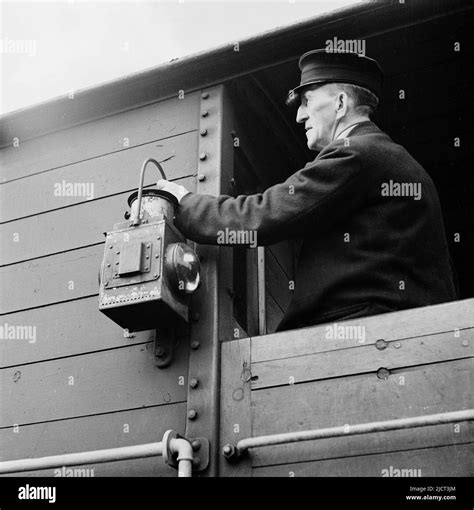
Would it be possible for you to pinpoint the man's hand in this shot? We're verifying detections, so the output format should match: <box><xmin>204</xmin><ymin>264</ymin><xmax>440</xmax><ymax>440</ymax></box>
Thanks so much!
<box><xmin>156</xmin><ymin>179</ymin><xmax>191</xmax><ymax>203</ymax></box>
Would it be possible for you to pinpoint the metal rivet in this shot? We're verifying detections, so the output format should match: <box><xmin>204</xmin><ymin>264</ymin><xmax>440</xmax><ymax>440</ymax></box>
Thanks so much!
<box><xmin>191</xmin><ymin>440</ymin><xmax>201</xmax><ymax>451</ymax></box>
<box><xmin>116</xmin><ymin>251</ymin><xmax>120</xmax><ymax>255</ymax></box>
<box><xmin>157</xmin><ymin>236</ymin><xmax>161</xmax><ymax>240</ymax></box>
<box><xmin>109</xmin><ymin>245</ymin><xmax>113</xmax><ymax>249</ymax></box>
<box><xmin>199</xmin><ymin>153</ymin><xmax>207</xmax><ymax>161</ymax></box>
<box><xmin>394</xmin><ymin>342</ymin><xmax>401</xmax><ymax>349</ymax></box>
<box><xmin>198</xmin><ymin>174</ymin><xmax>206</xmax><ymax>182</ymax></box>
<box><xmin>155</xmin><ymin>254</ymin><xmax>159</xmax><ymax>258</ymax></box>
<box><xmin>192</xmin><ymin>457</ymin><xmax>200</xmax><ymax>467</ymax></box>
<box><xmin>188</xmin><ymin>410</ymin><xmax>197</xmax><ymax>420</ymax></box>
<box><xmin>147</xmin><ymin>244</ymin><xmax>151</xmax><ymax>248</ymax></box>
<box><xmin>201</xmin><ymin>110</ymin><xmax>209</xmax><ymax>117</ymax></box>
<box><xmin>145</xmin><ymin>266</ymin><xmax>149</xmax><ymax>271</ymax></box>
<box><xmin>200</xmin><ymin>128</ymin><xmax>208</xmax><ymax>136</ymax></box>
<box><xmin>145</xmin><ymin>255</ymin><xmax>149</xmax><ymax>259</ymax></box>
<box><xmin>191</xmin><ymin>341</ymin><xmax>200</xmax><ymax>350</ymax></box>
<box><xmin>222</xmin><ymin>445</ymin><xmax>232</xmax><ymax>456</ymax></box>
<box><xmin>115</xmin><ymin>261</ymin><xmax>119</xmax><ymax>265</ymax></box>
<box><xmin>189</xmin><ymin>378</ymin><xmax>199</xmax><ymax>389</ymax></box>
<box><xmin>462</xmin><ymin>340</ymin><xmax>469</xmax><ymax>347</ymax></box>
<box><xmin>153</xmin><ymin>273</ymin><xmax>158</xmax><ymax>278</ymax></box>
<box><xmin>104</xmin><ymin>282</ymin><xmax>109</xmax><ymax>287</ymax></box>
<box><xmin>202</xmin><ymin>92</ymin><xmax>209</xmax><ymax>99</ymax></box>
<box><xmin>192</xmin><ymin>312</ymin><xmax>200</xmax><ymax>322</ymax></box>
<box><xmin>377</xmin><ymin>367</ymin><xmax>390</xmax><ymax>380</ymax></box>
<box><xmin>375</xmin><ymin>339</ymin><xmax>388</xmax><ymax>350</ymax></box>
<box><xmin>106</xmin><ymin>263</ymin><xmax>111</xmax><ymax>267</ymax></box>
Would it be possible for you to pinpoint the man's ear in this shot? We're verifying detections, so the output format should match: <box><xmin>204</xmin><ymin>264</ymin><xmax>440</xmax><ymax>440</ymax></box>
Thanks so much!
<box><xmin>335</xmin><ymin>92</ymin><xmax>348</xmax><ymax>117</ymax></box>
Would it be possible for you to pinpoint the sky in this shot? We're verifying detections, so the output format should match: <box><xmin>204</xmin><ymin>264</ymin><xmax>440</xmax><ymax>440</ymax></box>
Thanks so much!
<box><xmin>0</xmin><ymin>0</ymin><xmax>360</xmax><ymax>115</ymax></box>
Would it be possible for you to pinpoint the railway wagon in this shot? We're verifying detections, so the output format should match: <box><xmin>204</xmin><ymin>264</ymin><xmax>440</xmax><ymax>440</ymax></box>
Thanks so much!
<box><xmin>1</xmin><ymin>0</ymin><xmax>473</xmax><ymax>478</ymax></box>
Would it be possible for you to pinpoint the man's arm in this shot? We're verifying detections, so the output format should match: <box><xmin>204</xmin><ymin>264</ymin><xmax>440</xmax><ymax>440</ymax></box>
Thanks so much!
<box><xmin>172</xmin><ymin>140</ymin><xmax>368</xmax><ymax>246</ymax></box>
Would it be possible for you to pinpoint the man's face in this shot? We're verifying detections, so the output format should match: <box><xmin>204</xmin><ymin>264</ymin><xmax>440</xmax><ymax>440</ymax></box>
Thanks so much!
<box><xmin>296</xmin><ymin>84</ymin><xmax>340</xmax><ymax>151</ymax></box>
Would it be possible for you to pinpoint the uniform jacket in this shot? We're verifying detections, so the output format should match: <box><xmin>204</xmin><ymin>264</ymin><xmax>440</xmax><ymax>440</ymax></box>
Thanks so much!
<box><xmin>174</xmin><ymin>121</ymin><xmax>457</xmax><ymax>331</ymax></box>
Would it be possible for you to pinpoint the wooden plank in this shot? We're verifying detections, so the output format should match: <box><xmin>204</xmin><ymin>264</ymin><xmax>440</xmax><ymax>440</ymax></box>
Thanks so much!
<box><xmin>267</xmin><ymin>240</ymin><xmax>295</xmax><ymax>279</ymax></box>
<box><xmin>265</xmin><ymin>293</ymin><xmax>284</xmax><ymax>335</ymax></box>
<box><xmin>0</xmin><ymin>175</ymin><xmax>196</xmax><ymax>265</ymax></box>
<box><xmin>252</xmin><ymin>298</ymin><xmax>474</xmax><ymax>363</ymax></box>
<box><xmin>0</xmin><ymin>131</ymin><xmax>198</xmax><ymax>223</ymax></box>
<box><xmin>0</xmin><ymin>340</ymin><xmax>189</xmax><ymax>427</ymax></box>
<box><xmin>251</xmin><ymin>329</ymin><xmax>473</xmax><ymax>390</ymax></box>
<box><xmin>0</xmin><ymin>92</ymin><xmax>199</xmax><ymax>183</ymax></box>
<box><xmin>0</xmin><ymin>402</ymin><xmax>186</xmax><ymax>477</ymax></box>
<box><xmin>0</xmin><ymin>297</ymin><xmax>155</xmax><ymax>367</ymax></box>
<box><xmin>265</xmin><ymin>247</ymin><xmax>292</xmax><ymax>312</ymax></box>
<box><xmin>219</xmin><ymin>337</ymin><xmax>252</xmax><ymax>477</ymax></box>
<box><xmin>0</xmin><ymin>245</ymin><xmax>103</xmax><ymax>314</ymax></box>
<box><xmin>252</xmin><ymin>358</ymin><xmax>473</xmax><ymax>458</ymax></box>
<box><xmin>253</xmin><ymin>443</ymin><xmax>473</xmax><ymax>477</ymax></box>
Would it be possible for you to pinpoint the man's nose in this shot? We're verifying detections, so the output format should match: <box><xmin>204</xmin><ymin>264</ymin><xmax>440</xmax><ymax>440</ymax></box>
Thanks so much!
<box><xmin>296</xmin><ymin>105</ymin><xmax>307</xmax><ymax>124</ymax></box>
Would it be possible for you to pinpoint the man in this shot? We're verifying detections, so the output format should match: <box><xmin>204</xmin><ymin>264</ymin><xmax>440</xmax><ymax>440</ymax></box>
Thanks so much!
<box><xmin>157</xmin><ymin>49</ymin><xmax>457</xmax><ymax>331</ymax></box>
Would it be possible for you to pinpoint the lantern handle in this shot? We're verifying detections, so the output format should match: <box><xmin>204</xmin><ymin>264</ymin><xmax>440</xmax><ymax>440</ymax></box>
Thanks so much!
<box><xmin>132</xmin><ymin>158</ymin><xmax>168</xmax><ymax>226</ymax></box>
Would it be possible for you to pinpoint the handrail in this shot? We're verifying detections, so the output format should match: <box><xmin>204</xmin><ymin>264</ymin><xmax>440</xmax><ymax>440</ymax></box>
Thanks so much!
<box><xmin>223</xmin><ymin>409</ymin><xmax>474</xmax><ymax>460</ymax></box>
<box><xmin>0</xmin><ymin>429</ymin><xmax>193</xmax><ymax>477</ymax></box>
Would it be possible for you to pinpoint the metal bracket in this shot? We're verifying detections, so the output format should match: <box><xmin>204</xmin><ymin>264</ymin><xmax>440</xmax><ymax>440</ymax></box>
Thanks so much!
<box><xmin>162</xmin><ymin>430</ymin><xmax>209</xmax><ymax>472</ymax></box>
<box><xmin>154</xmin><ymin>316</ymin><xmax>177</xmax><ymax>368</ymax></box>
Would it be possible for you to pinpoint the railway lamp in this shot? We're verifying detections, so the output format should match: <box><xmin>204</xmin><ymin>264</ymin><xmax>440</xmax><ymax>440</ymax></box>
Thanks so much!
<box><xmin>98</xmin><ymin>158</ymin><xmax>200</xmax><ymax>366</ymax></box>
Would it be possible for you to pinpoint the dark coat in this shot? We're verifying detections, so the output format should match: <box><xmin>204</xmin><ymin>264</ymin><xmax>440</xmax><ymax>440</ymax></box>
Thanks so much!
<box><xmin>174</xmin><ymin>121</ymin><xmax>457</xmax><ymax>331</ymax></box>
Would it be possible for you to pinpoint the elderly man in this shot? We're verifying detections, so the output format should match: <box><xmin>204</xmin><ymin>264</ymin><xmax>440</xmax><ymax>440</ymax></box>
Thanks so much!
<box><xmin>157</xmin><ymin>49</ymin><xmax>457</xmax><ymax>331</ymax></box>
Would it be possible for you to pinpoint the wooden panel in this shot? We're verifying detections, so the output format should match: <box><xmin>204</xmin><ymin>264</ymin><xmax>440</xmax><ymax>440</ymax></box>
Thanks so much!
<box><xmin>0</xmin><ymin>92</ymin><xmax>199</xmax><ymax>183</ymax></box>
<box><xmin>265</xmin><ymin>293</ymin><xmax>284</xmax><ymax>335</ymax></box>
<box><xmin>267</xmin><ymin>240</ymin><xmax>294</xmax><ymax>279</ymax></box>
<box><xmin>0</xmin><ymin>245</ymin><xmax>102</xmax><ymax>314</ymax></box>
<box><xmin>252</xmin><ymin>298</ymin><xmax>474</xmax><ymax>363</ymax></box>
<box><xmin>251</xmin><ymin>329</ymin><xmax>473</xmax><ymax>390</ymax></box>
<box><xmin>0</xmin><ymin>297</ymin><xmax>155</xmax><ymax>367</ymax></box>
<box><xmin>219</xmin><ymin>337</ymin><xmax>252</xmax><ymax>476</ymax></box>
<box><xmin>0</xmin><ymin>403</ymin><xmax>186</xmax><ymax>477</ymax></box>
<box><xmin>0</xmin><ymin>175</ymin><xmax>196</xmax><ymax>265</ymax></box>
<box><xmin>0</xmin><ymin>340</ymin><xmax>189</xmax><ymax>427</ymax></box>
<box><xmin>0</xmin><ymin>131</ymin><xmax>197</xmax><ymax>223</ymax></box>
<box><xmin>252</xmin><ymin>358</ymin><xmax>473</xmax><ymax>466</ymax></box>
<box><xmin>265</xmin><ymin>247</ymin><xmax>292</xmax><ymax>312</ymax></box>
<box><xmin>253</xmin><ymin>443</ymin><xmax>473</xmax><ymax>477</ymax></box>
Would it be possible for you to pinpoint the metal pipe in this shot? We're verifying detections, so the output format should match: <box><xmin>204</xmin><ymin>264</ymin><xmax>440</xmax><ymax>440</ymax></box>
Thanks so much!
<box><xmin>0</xmin><ymin>441</ymin><xmax>164</xmax><ymax>474</ymax></box>
<box><xmin>170</xmin><ymin>438</ymin><xmax>194</xmax><ymax>478</ymax></box>
<box><xmin>132</xmin><ymin>158</ymin><xmax>168</xmax><ymax>226</ymax></box>
<box><xmin>229</xmin><ymin>409</ymin><xmax>474</xmax><ymax>456</ymax></box>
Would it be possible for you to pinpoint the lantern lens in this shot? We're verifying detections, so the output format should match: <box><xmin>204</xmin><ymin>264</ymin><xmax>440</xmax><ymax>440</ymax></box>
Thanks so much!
<box><xmin>165</xmin><ymin>243</ymin><xmax>200</xmax><ymax>293</ymax></box>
